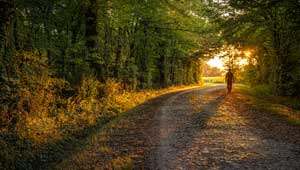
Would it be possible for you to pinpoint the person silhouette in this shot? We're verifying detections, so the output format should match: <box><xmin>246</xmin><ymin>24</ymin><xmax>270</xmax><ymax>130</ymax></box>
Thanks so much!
<box><xmin>225</xmin><ymin>69</ymin><xmax>234</xmax><ymax>93</ymax></box>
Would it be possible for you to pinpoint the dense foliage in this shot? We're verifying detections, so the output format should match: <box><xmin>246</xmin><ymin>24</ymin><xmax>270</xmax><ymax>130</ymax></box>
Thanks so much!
<box><xmin>218</xmin><ymin>0</ymin><xmax>300</xmax><ymax>96</ymax></box>
<box><xmin>0</xmin><ymin>0</ymin><xmax>220</xmax><ymax>169</ymax></box>
<box><xmin>2</xmin><ymin>0</ymin><xmax>299</xmax><ymax>168</ymax></box>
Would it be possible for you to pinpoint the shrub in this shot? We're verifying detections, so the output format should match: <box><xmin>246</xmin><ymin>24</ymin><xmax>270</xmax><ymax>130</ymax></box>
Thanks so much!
<box><xmin>0</xmin><ymin>56</ymin><xmax>196</xmax><ymax>169</ymax></box>
<box><xmin>251</xmin><ymin>84</ymin><xmax>274</xmax><ymax>97</ymax></box>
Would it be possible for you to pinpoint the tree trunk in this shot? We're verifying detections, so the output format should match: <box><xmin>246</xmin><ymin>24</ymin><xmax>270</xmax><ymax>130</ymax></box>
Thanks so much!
<box><xmin>0</xmin><ymin>0</ymin><xmax>15</xmax><ymax>81</ymax></box>
<box><xmin>85</xmin><ymin>0</ymin><xmax>98</xmax><ymax>51</ymax></box>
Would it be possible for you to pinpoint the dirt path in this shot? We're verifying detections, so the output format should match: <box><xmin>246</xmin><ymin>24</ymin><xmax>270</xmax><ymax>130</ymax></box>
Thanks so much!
<box><xmin>145</xmin><ymin>86</ymin><xmax>226</xmax><ymax>169</ymax></box>
<box><xmin>57</xmin><ymin>85</ymin><xmax>300</xmax><ymax>170</ymax></box>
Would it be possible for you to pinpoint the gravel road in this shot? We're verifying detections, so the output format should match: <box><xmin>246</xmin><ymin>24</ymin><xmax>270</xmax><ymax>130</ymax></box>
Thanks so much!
<box><xmin>58</xmin><ymin>85</ymin><xmax>300</xmax><ymax>170</ymax></box>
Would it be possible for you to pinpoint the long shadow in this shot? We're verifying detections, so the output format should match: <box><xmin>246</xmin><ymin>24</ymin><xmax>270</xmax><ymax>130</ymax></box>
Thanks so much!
<box><xmin>11</xmin><ymin>88</ymin><xmax>201</xmax><ymax>170</ymax></box>
<box><xmin>160</xmin><ymin>91</ymin><xmax>300</xmax><ymax>170</ymax></box>
<box><xmin>172</xmin><ymin>93</ymin><xmax>226</xmax><ymax>166</ymax></box>
<box><xmin>194</xmin><ymin>93</ymin><xmax>226</xmax><ymax>125</ymax></box>
<box><xmin>144</xmin><ymin>91</ymin><xmax>226</xmax><ymax>169</ymax></box>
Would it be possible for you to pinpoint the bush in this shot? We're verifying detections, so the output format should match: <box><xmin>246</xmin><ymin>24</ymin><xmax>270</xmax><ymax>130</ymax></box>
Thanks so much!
<box><xmin>251</xmin><ymin>84</ymin><xmax>274</xmax><ymax>97</ymax></box>
<box><xmin>0</xmin><ymin>60</ymin><xmax>194</xmax><ymax>169</ymax></box>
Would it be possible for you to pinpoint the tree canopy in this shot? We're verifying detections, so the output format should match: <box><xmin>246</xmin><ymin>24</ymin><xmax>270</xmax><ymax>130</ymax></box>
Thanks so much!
<box><xmin>1</xmin><ymin>0</ymin><xmax>300</xmax><ymax>169</ymax></box>
<box><xmin>0</xmin><ymin>0</ymin><xmax>221</xmax><ymax>90</ymax></box>
<box><xmin>217</xmin><ymin>0</ymin><xmax>300</xmax><ymax>95</ymax></box>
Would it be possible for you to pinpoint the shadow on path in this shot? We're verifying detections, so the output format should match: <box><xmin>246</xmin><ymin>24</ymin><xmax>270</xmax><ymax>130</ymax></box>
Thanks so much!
<box><xmin>145</xmin><ymin>88</ymin><xmax>226</xmax><ymax>170</ymax></box>
<box><xmin>15</xmin><ymin>88</ymin><xmax>196</xmax><ymax>170</ymax></box>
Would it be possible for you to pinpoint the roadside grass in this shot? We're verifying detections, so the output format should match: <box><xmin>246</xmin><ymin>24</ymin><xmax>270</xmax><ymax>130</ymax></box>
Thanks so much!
<box><xmin>236</xmin><ymin>84</ymin><xmax>300</xmax><ymax>126</ymax></box>
<box><xmin>203</xmin><ymin>77</ymin><xmax>224</xmax><ymax>84</ymax></box>
<box><xmin>0</xmin><ymin>83</ymin><xmax>202</xmax><ymax>170</ymax></box>
<box><xmin>54</xmin><ymin>106</ymin><xmax>141</xmax><ymax>170</ymax></box>
<box><xmin>56</xmin><ymin>85</ymin><xmax>206</xmax><ymax>170</ymax></box>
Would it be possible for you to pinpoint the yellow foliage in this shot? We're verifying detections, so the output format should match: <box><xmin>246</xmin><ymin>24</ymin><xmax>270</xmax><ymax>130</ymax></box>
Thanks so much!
<box><xmin>98</xmin><ymin>146</ymin><xmax>113</xmax><ymax>153</ymax></box>
<box><xmin>2</xmin><ymin>52</ymin><xmax>200</xmax><ymax>169</ymax></box>
<box><xmin>17</xmin><ymin>116</ymin><xmax>61</xmax><ymax>144</ymax></box>
<box><xmin>3</xmin><ymin>69</ymin><xmax>197</xmax><ymax>146</ymax></box>
<box><xmin>58</xmin><ymin>112</ymin><xmax>69</xmax><ymax>124</ymax></box>
<box><xmin>77</xmin><ymin>75</ymin><xmax>101</xmax><ymax>99</ymax></box>
<box><xmin>111</xmin><ymin>156</ymin><xmax>133</xmax><ymax>170</ymax></box>
<box><xmin>6</xmin><ymin>52</ymin><xmax>68</xmax><ymax>143</ymax></box>
<box><xmin>103</xmin><ymin>79</ymin><xmax>123</xmax><ymax>98</ymax></box>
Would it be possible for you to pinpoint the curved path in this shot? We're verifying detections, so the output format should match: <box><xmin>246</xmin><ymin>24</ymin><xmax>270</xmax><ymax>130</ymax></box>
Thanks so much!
<box><xmin>58</xmin><ymin>85</ymin><xmax>300</xmax><ymax>170</ymax></box>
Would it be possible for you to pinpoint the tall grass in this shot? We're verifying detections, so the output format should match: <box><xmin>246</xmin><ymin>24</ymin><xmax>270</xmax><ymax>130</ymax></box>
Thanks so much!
<box><xmin>0</xmin><ymin>74</ymin><xmax>198</xmax><ymax>169</ymax></box>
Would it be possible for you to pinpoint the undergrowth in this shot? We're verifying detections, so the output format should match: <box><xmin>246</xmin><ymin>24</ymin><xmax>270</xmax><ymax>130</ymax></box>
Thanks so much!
<box><xmin>0</xmin><ymin>63</ymin><xmax>196</xmax><ymax>170</ymax></box>
<box><xmin>237</xmin><ymin>84</ymin><xmax>300</xmax><ymax>126</ymax></box>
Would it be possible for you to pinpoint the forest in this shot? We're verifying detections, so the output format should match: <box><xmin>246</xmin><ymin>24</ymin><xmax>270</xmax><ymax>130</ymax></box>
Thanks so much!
<box><xmin>1</xmin><ymin>0</ymin><xmax>300</xmax><ymax>169</ymax></box>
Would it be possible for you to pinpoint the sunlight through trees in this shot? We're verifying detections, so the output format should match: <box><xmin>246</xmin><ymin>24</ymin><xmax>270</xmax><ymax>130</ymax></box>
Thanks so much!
<box><xmin>1</xmin><ymin>0</ymin><xmax>300</xmax><ymax>169</ymax></box>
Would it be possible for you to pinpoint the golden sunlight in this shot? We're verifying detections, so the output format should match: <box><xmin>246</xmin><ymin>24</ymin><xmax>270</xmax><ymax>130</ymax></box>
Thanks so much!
<box><xmin>207</xmin><ymin>56</ymin><xmax>225</xmax><ymax>70</ymax></box>
<box><xmin>238</xmin><ymin>58</ymin><xmax>248</xmax><ymax>66</ymax></box>
<box><xmin>244</xmin><ymin>50</ymin><xmax>252</xmax><ymax>57</ymax></box>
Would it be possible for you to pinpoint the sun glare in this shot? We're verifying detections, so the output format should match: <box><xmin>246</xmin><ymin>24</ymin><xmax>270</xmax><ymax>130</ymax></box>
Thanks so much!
<box><xmin>207</xmin><ymin>57</ymin><xmax>224</xmax><ymax>70</ymax></box>
<box><xmin>244</xmin><ymin>51</ymin><xmax>252</xmax><ymax>57</ymax></box>
<box><xmin>207</xmin><ymin>47</ymin><xmax>252</xmax><ymax>71</ymax></box>
<box><xmin>239</xmin><ymin>58</ymin><xmax>248</xmax><ymax>66</ymax></box>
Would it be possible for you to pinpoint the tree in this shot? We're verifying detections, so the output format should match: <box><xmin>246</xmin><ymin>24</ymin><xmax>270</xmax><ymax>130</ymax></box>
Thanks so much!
<box><xmin>218</xmin><ymin>0</ymin><xmax>300</xmax><ymax>95</ymax></box>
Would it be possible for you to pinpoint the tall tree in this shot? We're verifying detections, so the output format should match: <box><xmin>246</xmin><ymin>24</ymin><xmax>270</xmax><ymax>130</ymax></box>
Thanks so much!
<box><xmin>218</xmin><ymin>0</ymin><xmax>300</xmax><ymax>95</ymax></box>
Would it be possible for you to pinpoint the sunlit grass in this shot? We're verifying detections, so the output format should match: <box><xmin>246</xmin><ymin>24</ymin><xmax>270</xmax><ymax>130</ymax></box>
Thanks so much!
<box><xmin>111</xmin><ymin>156</ymin><xmax>134</xmax><ymax>170</ymax></box>
<box><xmin>202</xmin><ymin>77</ymin><xmax>224</xmax><ymax>84</ymax></box>
<box><xmin>0</xmin><ymin>72</ymin><xmax>203</xmax><ymax>169</ymax></box>
<box><xmin>236</xmin><ymin>85</ymin><xmax>300</xmax><ymax>126</ymax></box>
<box><xmin>55</xmin><ymin>84</ymin><xmax>207</xmax><ymax>169</ymax></box>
